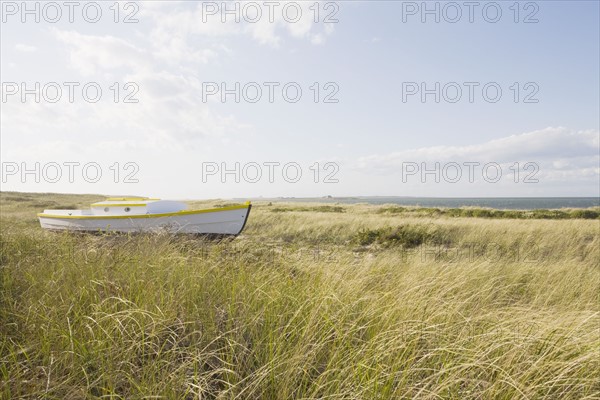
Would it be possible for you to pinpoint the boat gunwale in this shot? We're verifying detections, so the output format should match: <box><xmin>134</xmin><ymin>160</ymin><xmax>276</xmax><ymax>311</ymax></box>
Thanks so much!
<box><xmin>38</xmin><ymin>203</ymin><xmax>251</xmax><ymax>220</ymax></box>
<box><xmin>105</xmin><ymin>197</ymin><xmax>160</xmax><ymax>201</ymax></box>
<box><xmin>91</xmin><ymin>203</ymin><xmax>149</xmax><ymax>207</ymax></box>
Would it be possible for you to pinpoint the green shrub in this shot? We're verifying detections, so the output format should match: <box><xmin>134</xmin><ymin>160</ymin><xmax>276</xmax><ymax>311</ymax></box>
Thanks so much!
<box><xmin>472</xmin><ymin>209</ymin><xmax>493</xmax><ymax>218</ymax></box>
<box><xmin>355</xmin><ymin>228</ymin><xmax>381</xmax><ymax>245</ymax></box>
<box><xmin>569</xmin><ymin>209</ymin><xmax>600</xmax><ymax>219</ymax></box>
<box><xmin>381</xmin><ymin>225</ymin><xmax>433</xmax><ymax>248</ymax></box>
<box><xmin>377</xmin><ymin>206</ymin><xmax>407</xmax><ymax>214</ymax></box>
<box><xmin>271</xmin><ymin>206</ymin><xmax>345</xmax><ymax>213</ymax></box>
<box><xmin>314</xmin><ymin>205</ymin><xmax>345</xmax><ymax>213</ymax></box>
<box><xmin>354</xmin><ymin>225</ymin><xmax>448</xmax><ymax>248</ymax></box>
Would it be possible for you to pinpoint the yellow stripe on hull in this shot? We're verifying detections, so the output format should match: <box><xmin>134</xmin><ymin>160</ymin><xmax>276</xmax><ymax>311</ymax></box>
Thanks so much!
<box><xmin>105</xmin><ymin>197</ymin><xmax>159</xmax><ymax>201</ymax></box>
<box><xmin>38</xmin><ymin>203</ymin><xmax>250</xmax><ymax>220</ymax></box>
<box><xmin>91</xmin><ymin>203</ymin><xmax>148</xmax><ymax>207</ymax></box>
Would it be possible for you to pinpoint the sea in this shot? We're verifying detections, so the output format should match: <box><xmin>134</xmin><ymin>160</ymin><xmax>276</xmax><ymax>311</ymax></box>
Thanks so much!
<box><xmin>254</xmin><ymin>197</ymin><xmax>600</xmax><ymax>210</ymax></box>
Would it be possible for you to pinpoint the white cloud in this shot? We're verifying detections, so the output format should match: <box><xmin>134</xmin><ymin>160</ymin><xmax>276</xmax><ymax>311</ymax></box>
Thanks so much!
<box><xmin>15</xmin><ymin>43</ymin><xmax>37</xmax><ymax>52</ymax></box>
<box><xmin>311</xmin><ymin>33</ymin><xmax>325</xmax><ymax>45</ymax></box>
<box><xmin>0</xmin><ymin>71</ymin><xmax>250</xmax><ymax>157</ymax></box>
<box><xmin>140</xmin><ymin>1</ymin><xmax>336</xmax><ymax>52</ymax></box>
<box><xmin>354</xmin><ymin>127</ymin><xmax>600</xmax><ymax>191</ymax></box>
<box><xmin>41</xmin><ymin>1</ymin><xmax>337</xmax><ymax>155</ymax></box>
<box><xmin>53</xmin><ymin>29</ymin><xmax>150</xmax><ymax>77</ymax></box>
<box><xmin>42</xmin><ymin>26</ymin><xmax>249</xmax><ymax>151</ymax></box>
<box><xmin>357</xmin><ymin>128</ymin><xmax>599</xmax><ymax>168</ymax></box>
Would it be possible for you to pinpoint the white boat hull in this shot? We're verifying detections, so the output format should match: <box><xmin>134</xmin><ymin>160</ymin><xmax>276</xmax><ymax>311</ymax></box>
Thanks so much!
<box><xmin>39</xmin><ymin>205</ymin><xmax>251</xmax><ymax>235</ymax></box>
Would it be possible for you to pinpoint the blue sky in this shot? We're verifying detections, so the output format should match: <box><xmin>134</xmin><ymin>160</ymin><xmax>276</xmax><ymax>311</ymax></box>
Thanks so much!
<box><xmin>1</xmin><ymin>1</ymin><xmax>599</xmax><ymax>198</ymax></box>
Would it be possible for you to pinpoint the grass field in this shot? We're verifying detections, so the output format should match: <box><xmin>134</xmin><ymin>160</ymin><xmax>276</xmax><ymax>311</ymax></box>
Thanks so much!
<box><xmin>1</xmin><ymin>192</ymin><xmax>599</xmax><ymax>399</ymax></box>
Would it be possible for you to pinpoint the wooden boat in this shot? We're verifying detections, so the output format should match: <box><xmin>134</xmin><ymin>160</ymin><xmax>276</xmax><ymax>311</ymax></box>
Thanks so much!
<box><xmin>38</xmin><ymin>197</ymin><xmax>251</xmax><ymax>235</ymax></box>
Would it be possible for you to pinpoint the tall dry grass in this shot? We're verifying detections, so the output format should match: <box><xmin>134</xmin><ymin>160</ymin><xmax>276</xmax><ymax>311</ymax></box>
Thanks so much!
<box><xmin>1</xmin><ymin>193</ymin><xmax>599</xmax><ymax>399</ymax></box>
